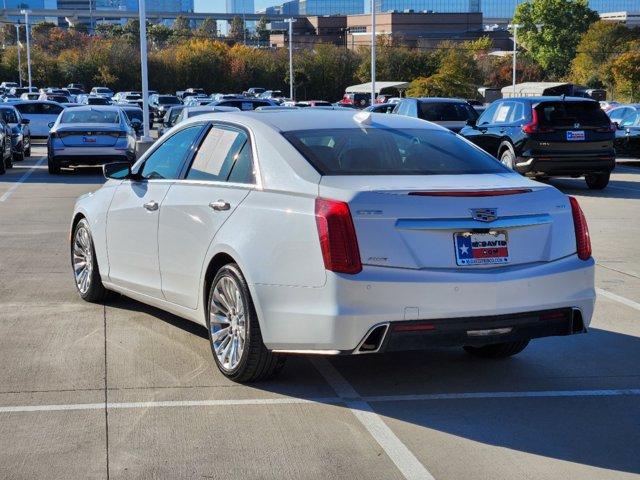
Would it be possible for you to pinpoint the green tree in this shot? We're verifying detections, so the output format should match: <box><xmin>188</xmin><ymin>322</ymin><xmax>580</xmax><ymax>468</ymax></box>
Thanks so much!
<box><xmin>30</xmin><ymin>22</ymin><xmax>56</xmax><ymax>47</ymax></box>
<box><xmin>95</xmin><ymin>23</ymin><xmax>122</xmax><ymax>38</ymax></box>
<box><xmin>148</xmin><ymin>23</ymin><xmax>173</xmax><ymax>49</ymax></box>
<box><xmin>172</xmin><ymin>15</ymin><xmax>191</xmax><ymax>40</ymax></box>
<box><xmin>513</xmin><ymin>0</ymin><xmax>598</xmax><ymax>79</ymax></box>
<box><xmin>228</xmin><ymin>16</ymin><xmax>245</xmax><ymax>42</ymax></box>
<box><xmin>256</xmin><ymin>16</ymin><xmax>269</xmax><ymax>42</ymax></box>
<box><xmin>197</xmin><ymin>18</ymin><xmax>218</xmax><ymax>39</ymax></box>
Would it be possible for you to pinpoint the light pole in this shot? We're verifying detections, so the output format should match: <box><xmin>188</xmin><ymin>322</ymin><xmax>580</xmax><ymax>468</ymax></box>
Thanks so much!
<box><xmin>286</xmin><ymin>18</ymin><xmax>296</xmax><ymax>101</ymax></box>
<box><xmin>20</xmin><ymin>10</ymin><xmax>32</xmax><ymax>90</ymax></box>
<box><xmin>370</xmin><ymin>0</ymin><xmax>376</xmax><ymax>105</ymax></box>
<box><xmin>508</xmin><ymin>23</ymin><xmax>521</xmax><ymax>96</ymax></box>
<box><xmin>14</xmin><ymin>24</ymin><xmax>22</xmax><ymax>87</ymax></box>
<box><xmin>138</xmin><ymin>0</ymin><xmax>151</xmax><ymax>141</ymax></box>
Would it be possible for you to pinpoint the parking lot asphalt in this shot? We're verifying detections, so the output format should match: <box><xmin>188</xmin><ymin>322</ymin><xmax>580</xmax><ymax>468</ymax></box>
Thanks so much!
<box><xmin>0</xmin><ymin>147</ymin><xmax>639</xmax><ymax>480</ymax></box>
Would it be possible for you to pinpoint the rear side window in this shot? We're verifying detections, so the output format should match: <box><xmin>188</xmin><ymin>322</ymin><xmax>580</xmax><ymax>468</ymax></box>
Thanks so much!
<box><xmin>418</xmin><ymin>102</ymin><xmax>477</xmax><ymax>122</ymax></box>
<box><xmin>283</xmin><ymin>128</ymin><xmax>508</xmax><ymax>176</ymax></box>
<box><xmin>536</xmin><ymin>101</ymin><xmax>609</xmax><ymax>127</ymax></box>
<box><xmin>186</xmin><ymin>125</ymin><xmax>249</xmax><ymax>182</ymax></box>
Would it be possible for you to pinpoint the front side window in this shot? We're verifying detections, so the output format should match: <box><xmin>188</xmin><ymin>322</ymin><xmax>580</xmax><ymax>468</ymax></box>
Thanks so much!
<box><xmin>139</xmin><ymin>125</ymin><xmax>204</xmax><ymax>180</ymax></box>
<box><xmin>186</xmin><ymin>126</ymin><xmax>250</xmax><ymax>182</ymax></box>
<box><xmin>284</xmin><ymin>128</ymin><xmax>509</xmax><ymax>176</ymax></box>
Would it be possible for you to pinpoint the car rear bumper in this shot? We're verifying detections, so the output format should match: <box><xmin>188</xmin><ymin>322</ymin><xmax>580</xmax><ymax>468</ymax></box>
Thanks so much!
<box><xmin>515</xmin><ymin>156</ymin><xmax>615</xmax><ymax>176</ymax></box>
<box><xmin>253</xmin><ymin>255</ymin><xmax>595</xmax><ymax>353</ymax></box>
<box><xmin>51</xmin><ymin>151</ymin><xmax>135</xmax><ymax>166</ymax></box>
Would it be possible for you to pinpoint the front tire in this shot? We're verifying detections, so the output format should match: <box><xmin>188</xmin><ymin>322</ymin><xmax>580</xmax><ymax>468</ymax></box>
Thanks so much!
<box><xmin>71</xmin><ymin>219</ymin><xmax>107</xmax><ymax>303</ymax></box>
<box><xmin>207</xmin><ymin>263</ymin><xmax>285</xmax><ymax>382</ymax></box>
<box><xmin>25</xmin><ymin>143</ymin><xmax>31</xmax><ymax>157</ymax></box>
<box><xmin>585</xmin><ymin>172</ymin><xmax>610</xmax><ymax>190</ymax></box>
<box><xmin>463</xmin><ymin>340</ymin><xmax>530</xmax><ymax>359</ymax></box>
<box><xmin>4</xmin><ymin>152</ymin><xmax>12</xmax><ymax>169</ymax></box>
<box><xmin>13</xmin><ymin>150</ymin><xmax>24</xmax><ymax>163</ymax></box>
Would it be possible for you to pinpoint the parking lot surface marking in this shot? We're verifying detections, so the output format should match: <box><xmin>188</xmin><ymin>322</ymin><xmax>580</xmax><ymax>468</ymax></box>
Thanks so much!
<box><xmin>0</xmin><ymin>157</ymin><xmax>46</xmax><ymax>202</ymax></box>
<box><xmin>1</xmin><ymin>387</ymin><xmax>639</xmax><ymax>414</ymax></box>
<box><xmin>596</xmin><ymin>288</ymin><xmax>640</xmax><ymax>312</ymax></box>
<box><xmin>312</xmin><ymin>357</ymin><xmax>436</xmax><ymax>480</ymax></box>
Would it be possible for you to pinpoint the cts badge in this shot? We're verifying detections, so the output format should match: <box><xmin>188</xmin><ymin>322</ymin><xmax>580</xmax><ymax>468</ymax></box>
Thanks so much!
<box><xmin>470</xmin><ymin>208</ymin><xmax>498</xmax><ymax>223</ymax></box>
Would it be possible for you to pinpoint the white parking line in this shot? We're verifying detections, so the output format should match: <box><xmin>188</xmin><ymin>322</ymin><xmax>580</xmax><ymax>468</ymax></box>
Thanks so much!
<box><xmin>597</xmin><ymin>288</ymin><xmax>640</xmax><ymax>311</ymax></box>
<box><xmin>0</xmin><ymin>157</ymin><xmax>46</xmax><ymax>202</ymax></box>
<box><xmin>312</xmin><ymin>357</ymin><xmax>436</xmax><ymax>480</ymax></box>
<box><xmin>1</xmin><ymin>387</ymin><xmax>639</xmax><ymax>414</ymax></box>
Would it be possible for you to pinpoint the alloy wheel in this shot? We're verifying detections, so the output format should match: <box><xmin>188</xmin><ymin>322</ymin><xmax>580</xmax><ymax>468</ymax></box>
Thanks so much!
<box><xmin>209</xmin><ymin>275</ymin><xmax>247</xmax><ymax>372</ymax></box>
<box><xmin>72</xmin><ymin>226</ymin><xmax>93</xmax><ymax>294</ymax></box>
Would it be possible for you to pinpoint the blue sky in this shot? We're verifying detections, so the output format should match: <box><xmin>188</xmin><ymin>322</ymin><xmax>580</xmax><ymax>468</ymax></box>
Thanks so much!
<box><xmin>194</xmin><ymin>0</ymin><xmax>276</xmax><ymax>12</ymax></box>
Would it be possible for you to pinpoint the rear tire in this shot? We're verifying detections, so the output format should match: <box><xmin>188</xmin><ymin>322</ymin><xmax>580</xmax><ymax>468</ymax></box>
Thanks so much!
<box><xmin>585</xmin><ymin>172</ymin><xmax>610</xmax><ymax>190</ymax></box>
<box><xmin>499</xmin><ymin>148</ymin><xmax>515</xmax><ymax>169</ymax></box>
<box><xmin>5</xmin><ymin>153</ymin><xmax>12</xmax><ymax>169</ymax></box>
<box><xmin>48</xmin><ymin>155</ymin><xmax>60</xmax><ymax>174</ymax></box>
<box><xmin>206</xmin><ymin>263</ymin><xmax>285</xmax><ymax>382</ymax></box>
<box><xmin>463</xmin><ymin>340</ymin><xmax>530</xmax><ymax>359</ymax></box>
<box><xmin>0</xmin><ymin>154</ymin><xmax>5</xmax><ymax>175</ymax></box>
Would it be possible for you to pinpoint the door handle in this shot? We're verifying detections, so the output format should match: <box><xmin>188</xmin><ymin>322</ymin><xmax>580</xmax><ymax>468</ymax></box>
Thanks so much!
<box><xmin>143</xmin><ymin>201</ymin><xmax>159</xmax><ymax>211</ymax></box>
<box><xmin>209</xmin><ymin>200</ymin><xmax>230</xmax><ymax>211</ymax></box>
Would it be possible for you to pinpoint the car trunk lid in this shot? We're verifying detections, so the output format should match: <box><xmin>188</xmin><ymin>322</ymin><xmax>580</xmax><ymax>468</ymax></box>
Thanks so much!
<box><xmin>319</xmin><ymin>174</ymin><xmax>576</xmax><ymax>270</ymax></box>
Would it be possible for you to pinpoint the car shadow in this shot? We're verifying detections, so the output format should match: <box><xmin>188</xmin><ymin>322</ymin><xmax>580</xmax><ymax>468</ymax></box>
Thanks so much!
<box><xmin>2</xmin><ymin>163</ymin><xmax>106</xmax><ymax>185</ymax></box>
<box><xmin>104</xmin><ymin>292</ymin><xmax>640</xmax><ymax>475</ymax></box>
<box><xmin>547</xmin><ymin>176</ymin><xmax>640</xmax><ymax>200</ymax></box>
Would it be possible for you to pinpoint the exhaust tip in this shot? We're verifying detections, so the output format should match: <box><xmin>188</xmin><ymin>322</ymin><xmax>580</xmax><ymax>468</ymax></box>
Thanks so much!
<box><xmin>571</xmin><ymin>308</ymin><xmax>586</xmax><ymax>334</ymax></box>
<box><xmin>357</xmin><ymin>324</ymin><xmax>389</xmax><ymax>353</ymax></box>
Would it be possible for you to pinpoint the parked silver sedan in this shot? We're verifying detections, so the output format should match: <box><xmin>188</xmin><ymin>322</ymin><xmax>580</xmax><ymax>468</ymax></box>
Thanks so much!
<box><xmin>47</xmin><ymin>106</ymin><xmax>136</xmax><ymax>174</ymax></box>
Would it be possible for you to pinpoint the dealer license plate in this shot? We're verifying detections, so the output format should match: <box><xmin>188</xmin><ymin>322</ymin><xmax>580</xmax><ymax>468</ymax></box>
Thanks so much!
<box><xmin>566</xmin><ymin>130</ymin><xmax>585</xmax><ymax>141</ymax></box>
<box><xmin>454</xmin><ymin>231</ymin><xmax>509</xmax><ymax>266</ymax></box>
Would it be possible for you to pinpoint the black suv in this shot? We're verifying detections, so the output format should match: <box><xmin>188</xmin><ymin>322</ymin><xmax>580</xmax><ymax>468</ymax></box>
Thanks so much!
<box><xmin>459</xmin><ymin>97</ymin><xmax>615</xmax><ymax>189</ymax></box>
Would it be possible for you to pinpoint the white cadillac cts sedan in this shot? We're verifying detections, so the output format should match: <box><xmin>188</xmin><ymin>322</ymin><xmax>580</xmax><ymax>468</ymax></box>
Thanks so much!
<box><xmin>70</xmin><ymin>110</ymin><xmax>595</xmax><ymax>382</ymax></box>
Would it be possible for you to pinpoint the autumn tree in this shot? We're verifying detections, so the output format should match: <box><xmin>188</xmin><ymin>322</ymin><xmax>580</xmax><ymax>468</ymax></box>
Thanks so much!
<box><xmin>570</xmin><ymin>21</ymin><xmax>637</xmax><ymax>88</ymax></box>
<box><xmin>513</xmin><ymin>0</ymin><xmax>598</xmax><ymax>79</ymax></box>
<box><xmin>610</xmin><ymin>49</ymin><xmax>640</xmax><ymax>102</ymax></box>
<box><xmin>148</xmin><ymin>23</ymin><xmax>173</xmax><ymax>49</ymax></box>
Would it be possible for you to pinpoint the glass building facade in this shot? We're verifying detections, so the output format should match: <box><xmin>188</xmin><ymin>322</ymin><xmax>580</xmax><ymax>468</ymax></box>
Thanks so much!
<box><xmin>225</xmin><ymin>0</ymin><xmax>255</xmax><ymax>14</ymax></box>
<box><xmin>299</xmin><ymin>0</ymin><xmax>364</xmax><ymax>15</ymax></box>
<box><xmin>95</xmin><ymin>0</ymin><xmax>194</xmax><ymax>12</ymax></box>
<box><xmin>481</xmin><ymin>0</ymin><xmax>640</xmax><ymax>20</ymax></box>
<box><xmin>372</xmin><ymin>0</ymin><xmax>479</xmax><ymax>13</ymax></box>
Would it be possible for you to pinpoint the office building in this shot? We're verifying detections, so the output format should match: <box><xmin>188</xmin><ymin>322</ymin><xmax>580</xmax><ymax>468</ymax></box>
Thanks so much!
<box><xmin>96</xmin><ymin>0</ymin><xmax>194</xmax><ymax>12</ymax></box>
<box><xmin>371</xmin><ymin>0</ymin><xmax>480</xmax><ymax>13</ymax></box>
<box><xmin>299</xmin><ymin>0</ymin><xmax>363</xmax><ymax>15</ymax></box>
<box><xmin>225</xmin><ymin>0</ymin><xmax>254</xmax><ymax>14</ymax></box>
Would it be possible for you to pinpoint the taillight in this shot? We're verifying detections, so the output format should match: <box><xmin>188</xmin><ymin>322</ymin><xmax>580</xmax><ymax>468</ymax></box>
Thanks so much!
<box><xmin>522</xmin><ymin>108</ymin><xmax>554</xmax><ymax>134</ymax></box>
<box><xmin>315</xmin><ymin>198</ymin><xmax>362</xmax><ymax>274</ymax></box>
<box><xmin>595</xmin><ymin>123</ymin><xmax>616</xmax><ymax>133</ymax></box>
<box><xmin>569</xmin><ymin>196</ymin><xmax>591</xmax><ymax>260</ymax></box>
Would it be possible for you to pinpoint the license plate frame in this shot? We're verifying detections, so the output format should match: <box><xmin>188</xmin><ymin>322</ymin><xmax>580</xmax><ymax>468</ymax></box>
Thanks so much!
<box><xmin>454</xmin><ymin>231</ymin><xmax>509</xmax><ymax>266</ymax></box>
<box><xmin>566</xmin><ymin>130</ymin><xmax>585</xmax><ymax>141</ymax></box>
<box><xmin>82</xmin><ymin>136</ymin><xmax>97</xmax><ymax>143</ymax></box>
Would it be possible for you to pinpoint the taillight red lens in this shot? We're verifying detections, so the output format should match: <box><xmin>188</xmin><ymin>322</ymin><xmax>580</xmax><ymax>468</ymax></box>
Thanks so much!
<box><xmin>569</xmin><ymin>196</ymin><xmax>591</xmax><ymax>260</ymax></box>
<box><xmin>315</xmin><ymin>198</ymin><xmax>362</xmax><ymax>274</ymax></box>
<box><xmin>522</xmin><ymin>108</ymin><xmax>554</xmax><ymax>134</ymax></box>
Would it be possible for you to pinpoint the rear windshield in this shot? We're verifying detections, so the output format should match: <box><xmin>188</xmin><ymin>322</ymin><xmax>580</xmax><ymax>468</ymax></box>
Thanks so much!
<box><xmin>536</xmin><ymin>101</ymin><xmax>610</xmax><ymax>127</ymax></box>
<box><xmin>283</xmin><ymin>128</ymin><xmax>508</xmax><ymax>175</ymax></box>
<box><xmin>123</xmin><ymin>109</ymin><xmax>143</xmax><ymax>122</ymax></box>
<box><xmin>95</xmin><ymin>88</ymin><xmax>111</xmax><ymax>93</ymax></box>
<box><xmin>159</xmin><ymin>96</ymin><xmax>180</xmax><ymax>104</ymax></box>
<box><xmin>61</xmin><ymin>110</ymin><xmax>119</xmax><ymax>124</ymax></box>
<box><xmin>88</xmin><ymin>97</ymin><xmax>110</xmax><ymax>105</ymax></box>
<box><xmin>418</xmin><ymin>102</ymin><xmax>478</xmax><ymax>122</ymax></box>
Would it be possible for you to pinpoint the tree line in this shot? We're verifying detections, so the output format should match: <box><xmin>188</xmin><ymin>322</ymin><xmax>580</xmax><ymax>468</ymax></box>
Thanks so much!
<box><xmin>0</xmin><ymin>0</ymin><xmax>639</xmax><ymax>101</ymax></box>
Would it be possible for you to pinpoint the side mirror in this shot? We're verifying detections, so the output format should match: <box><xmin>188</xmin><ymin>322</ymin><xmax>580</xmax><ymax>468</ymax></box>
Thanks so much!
<box><xmin>48</xmin><ymin>121</ymin><xmax>55</xmax><ymax>128</ymax></box>
<box><xmin>613</xmin><ymin>122</ymin><xmax>622</xmax><ymax>130</ymax></box>
<box><xmin>21</xmin><ymin>118</ymin><xmax>30</xmax><ymax>125</ymax></box>
<box><xmin>466</xmin><ymin>118</ymin><xmax>477</xmax><ymax>128</ymax></box>
<box><xmin>103</xmin><ymin>162</ymin><xmax>132</xmax><ymax>180</ymax></box>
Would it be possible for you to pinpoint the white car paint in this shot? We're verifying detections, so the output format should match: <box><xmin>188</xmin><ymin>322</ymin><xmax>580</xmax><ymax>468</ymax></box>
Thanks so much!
<box><xmin>72</xmin><ymin>110</ymin><xmax>595</xmax><ymax>356</ymax></box>
<box><xmin>13</xmin><ymin>101</ymin><xmax>65</xmax><ymax>138</ymax></box>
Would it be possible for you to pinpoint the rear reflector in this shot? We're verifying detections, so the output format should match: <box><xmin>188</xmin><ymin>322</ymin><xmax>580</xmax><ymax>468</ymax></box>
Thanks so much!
<box><xmin>315</xmin><ymin>198</ymin><xmax>362</xmax><ymax>274</ymax></box>
<box><xmin>393</xmin><ymin>323</ymin><xmax>436</xmax><ymax>332</ymax></box>
<box><xmin>569</xmin><ymin>196</ymin><xmax>591</xmax><ymax>260</ymax></box>
<box><xmin>408</xmin><ymin>189</ymin><xmax>532</xmax><ymax>197</ymax></box>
